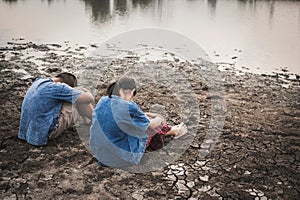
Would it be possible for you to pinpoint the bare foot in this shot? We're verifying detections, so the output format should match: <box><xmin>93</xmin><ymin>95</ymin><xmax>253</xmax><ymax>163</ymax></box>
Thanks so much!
<box><xmin>173</xmin><ymin>122</ymin><xmax>188</xmax><ymax>139</ymax></box>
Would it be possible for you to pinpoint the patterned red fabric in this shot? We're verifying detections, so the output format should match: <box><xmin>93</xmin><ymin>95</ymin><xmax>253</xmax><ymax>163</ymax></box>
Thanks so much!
<box><xmin>146</xmin><ymin>123</ymin><xmax>171</xmax><ymax>148</ymax></box>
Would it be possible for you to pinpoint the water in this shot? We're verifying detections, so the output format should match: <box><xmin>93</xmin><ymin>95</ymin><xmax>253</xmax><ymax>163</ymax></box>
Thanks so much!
<box><xmin>0</xmin><ymin>0</ymin><xmax>299</xmax><ymax>74</ymax></box>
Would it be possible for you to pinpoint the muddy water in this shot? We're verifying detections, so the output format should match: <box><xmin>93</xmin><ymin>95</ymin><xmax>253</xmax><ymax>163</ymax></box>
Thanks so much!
<box><xmin>0</xmin><ymin>0</ymin><xmax>299</xmax><ymax>74</ymax></box>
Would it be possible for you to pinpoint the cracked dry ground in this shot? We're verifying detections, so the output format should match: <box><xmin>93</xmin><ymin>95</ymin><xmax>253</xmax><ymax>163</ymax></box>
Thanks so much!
<box><xmin>0</xmin><ymin>59</ymin><xmax>299</xmax><ymax>200</ymax></box>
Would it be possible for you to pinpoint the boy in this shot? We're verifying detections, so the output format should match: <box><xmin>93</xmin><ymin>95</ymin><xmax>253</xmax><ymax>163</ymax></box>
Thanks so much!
<box><xmin>18</xmin><ymin>72</ymin><xmax>94</xmax><ymax>146</ymax></box>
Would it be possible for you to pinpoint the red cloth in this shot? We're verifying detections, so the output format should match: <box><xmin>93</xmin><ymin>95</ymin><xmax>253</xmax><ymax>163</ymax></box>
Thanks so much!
<box><xmin>146</xmin><ymin>123</ymin><xmax>171</xmax><ymax>148</ymax></box>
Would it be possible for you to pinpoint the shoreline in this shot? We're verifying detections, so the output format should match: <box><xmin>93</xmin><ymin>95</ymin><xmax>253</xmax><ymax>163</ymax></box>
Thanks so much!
<box><xmin>1</xmin><ymin>40</ymin><xmax>300</xmax><ymax>78</ymax></box>
<box><xmin>0</xmin><ymin>41</ymin><xmax>299</xmax><ymax>199</ymax></box>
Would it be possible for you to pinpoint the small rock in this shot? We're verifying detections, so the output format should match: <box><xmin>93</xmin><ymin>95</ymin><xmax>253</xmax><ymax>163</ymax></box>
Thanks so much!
<box><xmin>169</xmin><ymin>165</ymin><xmax>177</xmax><ymax>170</ymax></box>
<box><xmin>199</xmin><ymin>175</ymin><xmax>209</xmax><ymax>182</ymax></box>
<box><xmin>176</xmin><ymin>180</ymin><xmax>188</xmax><ymax>193</ymax></box>
<box><xmin>132</xmin><ymin>193</ymin><xmax>143</xmax><ymax>200</ymax></box>
<box><xmin>195</xmin><ymin>161</ymin><xmax>206</xmax><ymax>167</ymax></box>
<box><xmin>249</xmin><ymin>191</ymin><xmax>256</xmax><ymax>196</ymax></box>
<box><xmin>201</xmin><ymin>166</ymin><xmax>210</xmax><ymax>171</ymax></box>
<box><xmin>187</xmin><ymin>181</ymin><xmax>195</xmax><ymax>188</ymax></box>
<box><xmin>176</xmin><ymin>167</ymin><xmax>184</xmax><ymax>171</ymax></box>
<box><xmin>178</xmin><ymin>163</ymin><xmax>185</xmax><ymax>167</ymax></box>
<box><xmin>2</xmin><ymin>177</ymin><xmax>11</xmax><ymax>181</ymax></box>
<box><xmin>244</xmin><ymin>170</ymin><xmax>251</xmax><ymax>175</ymax></box>
<box><xmin>167</xmin><ymin>174</ymin><xmax>177</xmax><ymax>181</ymax></box>
<box><xmin>198</xmin><ymin>149</ymin><xmax>210</xmax><ymax>158</ymax></box>
<box><xmin>200</xmin><ymin>143</ymin><xmax>210</xmax><ymax>149</ymax></box>
<box><xmin>15</xmin><ymin>178</ymin><xmax>27</xmax><ymax>183</ymax></box>
<box><xmin>257</xmin><ymin>191</ymin><xmax>264</xmax><ymax>197</ymax></box>
<box><xmin>173</xmin><ymin>170</ymin><xmax>185</xmax><ymax>176</ymax></box>
<box><xmin>49</xmin><ymin>44</ymin><xmax>62</xmax><ymax>48</ymax></box>
<box><xmin>151</xmin><ymin>171</ymin><xmax>163</xmax><ymax>176</ymax></box>
<box><xmin>191</xmin><ymin>143</ymin><xmax>200</xmax><ymax>148</ymax></box>
<box><xmin>198</xmin><ymin>185</ymin><xmax>211</xmax><ymax>192</ymax></box>
<box><xmin>206</xmin><ymin>187</ymin><xmax>220</xmax><ymax>197</ymax></box>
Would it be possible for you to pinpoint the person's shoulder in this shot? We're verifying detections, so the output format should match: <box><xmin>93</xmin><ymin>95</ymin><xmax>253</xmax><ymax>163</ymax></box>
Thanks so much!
<box><xmin>30</xmin><ymin>77</ymin><xmax>53</xmax><ymax>89</ymax></box>
<box><xmin>52</xmin><ymin>81</ymin><xmax>74</xmax><ymax>91</ymax></box>
<box><xmin>128</xmin><ymin>100</ymin><xmax>140</xmax><ymax>112</ymax></box>
<box><xmin>99</xmin><ymin>95</ymin><xmax>109</xmax><ymax>102</ymax></box>
<box><xmin>96</xmin><ymin>96</ymin><xmax>109</xmax><ymax>105</ymax></box>
<box><xmin>94</xmin><ymin>96</ymin><xmax>109</xmax><ymax>111</ymax></box>
<box><xmin>34</xmin><ymin>77</ymin><xmax>52</xmax><ymax>83</ymax></box>
<box><xmin>129</xmin><ymin>100</ymin><xmax>138</xmax><ymax>107</ymax></box>
<box><xmin>39</xmin><ymin>78</ymin><xmax>74</xmax><ymax>92</ymax></box>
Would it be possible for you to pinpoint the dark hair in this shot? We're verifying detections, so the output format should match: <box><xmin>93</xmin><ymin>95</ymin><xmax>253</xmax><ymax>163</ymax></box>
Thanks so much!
<box><xmin>56</xmin><ymin>72</ymin><xmax>77</xmax><ymax>87</ymax></box>
<box><xmin>107</xmin><ymin>77</ymin><xmax>136</xmax><ymax>98</ymax></box>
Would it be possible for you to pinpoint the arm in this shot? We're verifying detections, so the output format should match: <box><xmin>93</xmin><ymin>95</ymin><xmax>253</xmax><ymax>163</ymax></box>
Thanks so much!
<box><xmin>144</xmin><ymin>112</ymin><xmax>163</xmax><ymax>119</ymax></box>
<box><xmin>148</xmin><ymin>116</ymin><xmax>163</xmax><ymax>129</ymax></box>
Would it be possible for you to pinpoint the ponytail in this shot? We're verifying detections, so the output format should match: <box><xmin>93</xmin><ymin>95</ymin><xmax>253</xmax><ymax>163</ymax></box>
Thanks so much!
<box><xmin>107</xmin><ymin>81</ymin><xmax>119</xmax><ymax>98</ymax></box>
<box><xmin>106</xmin><ymin>77</ymin><xmax>136</xmax><ymax>98</ymax></box>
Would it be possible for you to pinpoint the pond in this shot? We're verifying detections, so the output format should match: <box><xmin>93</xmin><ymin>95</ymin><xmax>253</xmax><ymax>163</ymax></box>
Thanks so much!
<box><xmin>0</xmin><ymin>0</ymin><xmax>299</xmax><ymax>74</ymax></box>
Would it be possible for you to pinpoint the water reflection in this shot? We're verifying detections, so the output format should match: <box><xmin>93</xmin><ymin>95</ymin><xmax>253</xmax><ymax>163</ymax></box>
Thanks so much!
<box><xmin>236</xmin><ymin>0</ymin><xmax>278</xmax><ymax>22</ymax></box>
<box><xmin>82</xmin><ymin>0</ymin><xmax>155</xmax><ymax>22</ymax></box>
<box><xmin>82</xmin><ymin>0</ymin><xmax>220</xmax><ymax>23</ymax></box>
<box><xmin>0</xmin><ymin>0</ymin><xmax>157</xmax><ymax>24</ymax></box>
<box><xmin>41</xmin><ymin>0</ymin><xmax>56</xmax><ymax>6</ymax></box>
<box><xmin>237</xmin><ymin>0</ymin><xmax>258</xmax><ymax>12</ymax></box>
<box><xmin>2</xmin><ymin>0</ymin><xmax>66</xmax><ymax>5</ymax></box>
<box><xmin>132</xmin><ymin>0</ymin><xmax>153</xmax><ymax>8</ymax></box>
<box><xmin>0</xmin><ymin>0</ymin><xmax>299</xmax><ymax>73</ymax></box>
<box><xmin>0</xmin><ymin>0</ymin><xmax>282</xmax><ymax>24</ymax></box>
<box><xmin>207</xmin><ymin>0</ymin><xmax>217</xmax><ymax>14</ymax></box>
<box><xmin>114</xmin><ymin>0</ymin><xmax>127</xmax><ymax>13</ymax></box>
<box><xmin>268</xmin><ymin>0</ymin><xmax>275</xmax><ymax>24</ymax></box>
<box><xmin>83</xmin><ymin>0</ymin><xmax>111</xmax><ymax>22</ymax></box>
<box><xmin>2</xmin><ymin>0</ymin><xmax>18</xmax><ymax>4</ymax></box>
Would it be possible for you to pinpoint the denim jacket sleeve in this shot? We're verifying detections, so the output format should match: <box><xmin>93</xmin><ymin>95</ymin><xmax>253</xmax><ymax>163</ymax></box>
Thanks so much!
<box><xmin>42</xmin><ymin>82</ymin><xmax>82</xmax><ymax>104</ymax></box>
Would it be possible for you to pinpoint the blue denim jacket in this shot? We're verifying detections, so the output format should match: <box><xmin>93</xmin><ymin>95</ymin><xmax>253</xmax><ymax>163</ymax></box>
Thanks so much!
<box><xmin>90</xmin><ymin>96</ymin><xmax>150</xmax><ymax>168</ymax></box>
<box><xmin>18</xmin><ymin>78</ymin><xmax>82</xmax><ymax>146</ymax></box>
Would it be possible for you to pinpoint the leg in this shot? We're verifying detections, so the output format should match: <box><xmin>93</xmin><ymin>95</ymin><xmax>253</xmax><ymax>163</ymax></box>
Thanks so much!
<box><xmin>75</xmin><ymin>102</ymin><xmax>93</xmax><ymax>120</ymax></box>
<box><xmin>74</xmin><ymin>87</ymin><xmax>94</xmax><ymax>120</ymax></box>
<box><xmin>49</xmin><ymin>101</ymin><xmax>93</xmax><ymax>139</ymax></box>
<box><xmin>49</xmin><ymin>102</ymin><xmax>76</xmax><ymax>139</ymax></box>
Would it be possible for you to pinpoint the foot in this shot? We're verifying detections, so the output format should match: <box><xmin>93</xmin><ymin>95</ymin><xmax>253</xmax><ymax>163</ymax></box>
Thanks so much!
<box><xmin>173</xmin><ymin>122</ymin><xmax>188</xmax><ymax>139</ymax></box>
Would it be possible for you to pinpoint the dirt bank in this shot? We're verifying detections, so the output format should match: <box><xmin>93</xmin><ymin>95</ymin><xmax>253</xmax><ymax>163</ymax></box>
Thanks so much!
<box><xmin>0</xmin><ymin>42</ymin><xmax>299</xmax><ymax>199</ymax></box>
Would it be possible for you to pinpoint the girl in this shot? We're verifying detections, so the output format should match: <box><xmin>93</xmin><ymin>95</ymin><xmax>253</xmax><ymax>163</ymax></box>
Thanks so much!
<box><xmin>90</xmin><ymin>77</ymin><xmax>187</xmax><ymax>168</ymax></box>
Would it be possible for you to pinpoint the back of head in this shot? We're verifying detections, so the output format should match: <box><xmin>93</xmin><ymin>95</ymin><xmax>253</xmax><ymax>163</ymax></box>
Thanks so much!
<box><xmin>56</xmin><ymin>72</ymin><xmax>77</xmax><ymax>87</ymax></box>
<box><xmin>107</xmin><ymin>77</ymin><xmax>136</xmax><ymax>98</ymax></box>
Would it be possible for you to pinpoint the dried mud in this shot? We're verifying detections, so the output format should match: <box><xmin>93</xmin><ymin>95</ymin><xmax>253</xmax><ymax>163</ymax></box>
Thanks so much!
<box><xmin>0</xmin><ymin>42</ymin><xmax>299</xmax><ymax>200</ymax></box>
